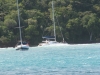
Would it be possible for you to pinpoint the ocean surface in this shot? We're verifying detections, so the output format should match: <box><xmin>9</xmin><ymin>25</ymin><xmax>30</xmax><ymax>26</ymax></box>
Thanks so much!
<box><xmin>0</xmin><ymin>43</ymin><xmax>100</xmax><ymax>75</ymax></box>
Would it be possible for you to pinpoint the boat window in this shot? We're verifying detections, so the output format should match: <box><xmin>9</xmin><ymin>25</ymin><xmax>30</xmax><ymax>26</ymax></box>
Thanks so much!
<box><xmin>22</xmin><ymin>41</ymin><xmax>27</xmax><ymax>45</ymax></box>
<box><xmin>17</xmin><ymin>42</ymin><xmax>21</xmax><ymax>45</ymax></box>
<box><xmin>17</xmin><ymin>41</ymin><xmax>27</xmax><ymax>45</ymax></box>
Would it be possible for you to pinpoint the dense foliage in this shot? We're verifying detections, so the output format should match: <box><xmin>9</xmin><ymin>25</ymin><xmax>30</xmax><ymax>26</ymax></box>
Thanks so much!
<box><xmin>0</xmin><ymin>0</ymin><xmax>100</xmax><ymax>47</ymax></box>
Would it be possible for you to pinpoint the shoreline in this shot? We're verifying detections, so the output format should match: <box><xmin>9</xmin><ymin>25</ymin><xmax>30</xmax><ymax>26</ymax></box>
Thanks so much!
<box><xmin>0</xmin><ymin>42</ymin><xmax>100</xmax><ymax>49</ymax></box>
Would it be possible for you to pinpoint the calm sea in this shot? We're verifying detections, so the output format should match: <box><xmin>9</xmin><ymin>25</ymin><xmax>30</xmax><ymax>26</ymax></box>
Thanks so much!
<box><xmin>0</xmin><ymin>43</ymin><xmax>100</xmax><ymax>75</ymax></box>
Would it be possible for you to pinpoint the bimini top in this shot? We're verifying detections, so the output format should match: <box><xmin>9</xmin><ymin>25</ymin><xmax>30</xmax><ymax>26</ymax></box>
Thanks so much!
<box><xmin>42</xmin><ymin>36</ymin><xmax>55</xmax><ymax>39</ymax></box>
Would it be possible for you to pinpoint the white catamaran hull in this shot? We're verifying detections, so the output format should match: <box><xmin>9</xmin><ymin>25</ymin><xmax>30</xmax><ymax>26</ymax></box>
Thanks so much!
<box><xmin>38</xmin><ymin>43</ymin><xmax>68</xmax><ymax>47</ymax></box>
<box><xmin>15</xmin><ymin>45</ymin><xmax>29</xmax><ymax>50</ymax></box>
<box><xmin>38</xmin><ymin>41</ymin><xmax>68</xmax><ymax>46</ymax></box>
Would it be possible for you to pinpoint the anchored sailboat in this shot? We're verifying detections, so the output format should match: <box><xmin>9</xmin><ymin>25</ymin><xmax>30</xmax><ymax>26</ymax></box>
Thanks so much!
<box><xmin>38</xmin><ymin>1</ymin><xmax>67</xmax><ymax>46</ymax></box>
<box><xmin>15</xmin><ymin>0</ymin><xmax>29</xmax><ymax>50</ymax></box>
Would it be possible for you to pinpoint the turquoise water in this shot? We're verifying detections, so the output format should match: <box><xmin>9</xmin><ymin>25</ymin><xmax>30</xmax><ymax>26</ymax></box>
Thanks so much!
<box><xmin>0</xmin><ymin>43</ymin><xmax>100</xmax><ymax>75</ymax></box>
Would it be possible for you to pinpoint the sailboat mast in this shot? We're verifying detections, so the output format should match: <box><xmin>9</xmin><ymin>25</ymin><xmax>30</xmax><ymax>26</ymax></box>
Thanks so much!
<box><xmin>52</xmin><ymin>1</ymin><xmax>56</xmax><ymax>41</ymax></box>
<box><xmin>16</xmin><ymin>0</ymin><xmax>22</xmax><ymax>44</ymax></box>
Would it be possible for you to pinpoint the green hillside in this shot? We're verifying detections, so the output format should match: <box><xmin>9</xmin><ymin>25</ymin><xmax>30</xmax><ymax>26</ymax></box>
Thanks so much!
<box><xmin>0</xmin><ymin>0</ymin><xmax>100</xmax><ymax>47</ymax></box>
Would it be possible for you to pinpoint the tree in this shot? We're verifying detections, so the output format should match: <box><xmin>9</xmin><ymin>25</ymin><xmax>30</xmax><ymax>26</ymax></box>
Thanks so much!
<box><xmin>82</xmin><ymin>13</ymin><xmax>100</xmax><ymax>41</ymax></box>
<box><xmin>4</xmin><ymin>19</ymin><xmax>17</xmax><ymax>29</ymax></box>
<box><xmin>25</xmin><ymin>25</ymin><xmax>39</xmax><ymax>45</ymax></box>
<box><xmin>66</xmin><ymin>18</ymin><xmax>82</xmax><ymax>42</ymax></box>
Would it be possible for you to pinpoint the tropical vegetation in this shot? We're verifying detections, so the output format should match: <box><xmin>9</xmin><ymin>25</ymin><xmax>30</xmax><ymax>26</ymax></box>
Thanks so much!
<box><xmin>0</xmin><ymin>0</ymin><xmax>100</xmax><ymax>47</ymax></box>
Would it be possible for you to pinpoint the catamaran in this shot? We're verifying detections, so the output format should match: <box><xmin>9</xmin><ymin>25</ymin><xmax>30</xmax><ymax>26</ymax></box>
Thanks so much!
<box><xmin>38</xmin><ymin>1</ymin><xmax>67</xmax><ymax>46</ymax></box>
<box><xmin>15</xmin><ymin>0</ymin><xmax>29</xmax><ymax>50</ymax></box>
